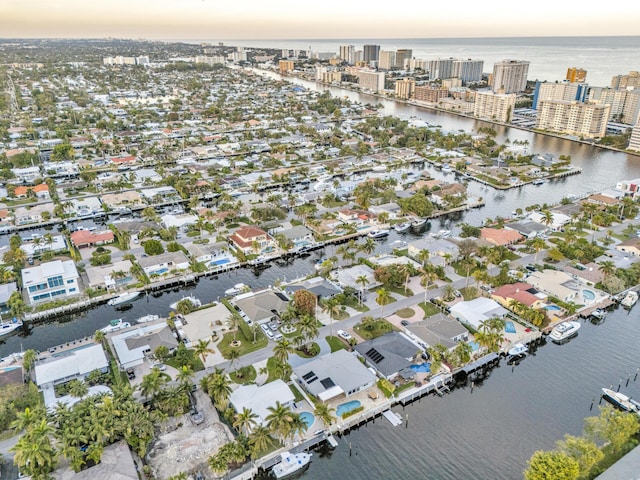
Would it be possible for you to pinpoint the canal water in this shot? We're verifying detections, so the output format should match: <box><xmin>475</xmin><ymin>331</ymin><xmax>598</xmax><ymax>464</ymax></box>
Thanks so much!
<box><xmin>3</xmin><ymin>75</ymin><xmax>640</xmax><ymax>478</ymax></box>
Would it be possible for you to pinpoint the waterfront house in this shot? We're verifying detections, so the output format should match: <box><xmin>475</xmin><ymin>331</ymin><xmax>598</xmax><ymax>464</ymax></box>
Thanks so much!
<box><xmin>354</xmin><ymin>332</ymin><xmax>421</xmax><ymax>380</ymax></box>
<box><xmin>337</xmin><ymin>208</ymin><xmax>376</xmax><ymax>226</ymax></box>
<box><xmin>480</xmin><ymin>227</ymin><xmax>523</xmax><ymax>246</ymax></box>
<box><xmin>85</xmin><ymin>260</ymin><xmax>135</xmax><ymax>291</ymax></box>
<box><xmin>13</xmin><ymin>183</ymin><xmax>49</xmax><ymax>199</ymax></box>
<box><xmin>405</xmin><ymin>313</ymin><xmax>469</xmax><ymax>350</ymax></box>
<box><xmin>563</xmin><ymin>262</ymin><xmax>605</xmax><ymax>285</ymax></box>
<box><xmin>100</xmin><ymin>191</ymin><xmax>144</xmax><ymax>210</ymax></box>
<box><xmin>231</xmin><ymin>288</ymin><xmax>289</xmax><ymax>325</ymax></box>
<box><xmin>491</xmin><ymin>282</ymin><xmax>547</xmax><ymax>309</ymax></box>
<box><xmin>11</xmin><ymin>166</ymin><xmax>41</xmax><ymax>184</ymax></box>
<box><xmin>178</xmin><ymin>303</ymin><xmax>229</xmax><ymax>347</ymax></box>
<box><xmin>228</xmin><ymin>225</ymin><xmax>276</xmax><ymax>255</ymax></box>
<box><xmin>449</xmin><ymin>298</ymin><xmax>509</xmax><ymax>330</ymax></box>
<box><xmin>160</xmin><ymin>213</ymin><xmax>198</xmax><ymax>231</ymax></box>
<box><xmin>284</xmin><ymin>276</ymin><xmax>343</xmax><ymax>300</ymax></box>
<box><xmin>430</xmin><ymin>183</ymin><xmax>467</xmax><ymax>206</ymax></box>
<box><xmin>14</xmin><ymin>203</ymin><xmax>55</xmax><ymax>225</ymax></box>
<box><xmin>407</xmin><ymin>237</ymin><xmax>459</xmax><ymax>267</ymax></box>
<box><xmin>139</xmin><ymin>186</ymin><xmax>180</xmax><ymax>204</ymax></box>
<box><xmin>69</xmin><ymin>196</ymin><xmax>103</xmax><ymax>218</ymax></box>
<box><xmin>526</xmin><ymin>269</ymin><xmax>580</xmax><ymax>303</ymax></box>
<box><xmin>331</xmin><ymin>264</ymin><xmax>381</xmax><ymax>291</ymax></box>
<box><xmin>528</xmin><ymin>211</ymin><xmax>571</xmax><ymax>231</ymax></box>
<box><xmin>21</xmin><ymin>234</ymin><xmax>67</xmax><ymax>258</ymax></box>
<box><xmin>184</xmin><ymin>241</ymin><xmax>233</xmax><ymax>266</ymax></box>
<box><xmin>292</xmin><ymin>350</ymin><xmax>376</xmax><ymax>401</ymax></box>
<box><xmin>70</xmin><ymin>229</ymin><xmax>115</xmax><ymax>249</ymax></box>
<box><xmin>278</xmin><ymin>225</ymin><xmax>316</xmax><ymax>250</ymax></box>
<box><xmin>0</xmin><ymin>282</ymin><xmax>17</xmax><ymax>315</ymax></box>
<box><xmin>615</xmin><ymin>238</ymin><xmax>640</xmax><ymax>257</ymax></box>
<box><xmin>615</xmin><ymin>178</ymin><xmax>640</xmax><ymax>199</ymax></box>
<box><xmin>138</xmin><ymin>251</ymin><xmax>190</xmax><ymax>278</ymax></box>
<box><xmin>111</xmin><ymin>325</ymin><xmax>179</xmax><ymax>369</ymax></box>
<box><xmin>504</xmin><ymin>221</ymin><xmax>546</xmax><ymax>239</ymax></box>
<box><xmin>22</xmin><ymin>260</ymin><xmax>80</xmax><ymax>305</ymax></box>
<box><xmin>368</xmin><ymin>202</ymin><xmax>402</xmax><ymax>220</ymax></box>
<box><xmin>229</xmin><ymin>380</ymin><xmax>295</xmax><ymax>426</ymax></box>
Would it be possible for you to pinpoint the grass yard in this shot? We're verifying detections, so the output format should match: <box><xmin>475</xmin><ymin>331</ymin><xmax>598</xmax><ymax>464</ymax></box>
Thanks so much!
<box><xmin>325</xmin><ymin>335</ymin><xmax>348</xmax><ymax>352</ymax></box>
<box><xmin>418</xmin><ymin>302</ymin><xmax>440</xmax><ymax>318</ymax></box>
<box><xmin>218</xmin><ymin>329</ymin><xmax>268</xmax><ymax>359</ymax></box>
<box><xmin>354</xmin><ymin>318</ymin><xmax>397</xmax><ymax>340</ymax></box>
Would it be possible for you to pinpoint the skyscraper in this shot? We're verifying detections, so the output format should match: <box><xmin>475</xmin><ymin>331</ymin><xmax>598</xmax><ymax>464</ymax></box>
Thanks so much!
<box><xmin>566</xmin><ymin>67</ymin><xmax>587</xmax><ymax>83</ymax></box>
<box><xmin>363</xmin><ymin>44</ymin><xmax>380</xmax><ymax>64</ymax></box>
<box><xmin>378</xmin><ymin>51</ymin><xmax>396</xmax><ymax>70</ymax></box>
<box><xmin>339</xmin><ymin>45</ymin><xmax>355</xmax><ymax>64</ymax></box>
<box><xmin>452</xmin><ymin>59</ymin><xmax>484</xmax><ymax>84</ymax></box>
<box><xmin>427</xmin><ymin>58</ymin><xmax>454</xmax><ymax>80</ymax></box>
<box><xmin>492</xmin><ymin>60</ymin><xmax>530</xmax><ymax>94</ymax></box>
<box><xmin>395</xmin><ymin>49</ymin><xmax>412</xmax><ymax>69</ymax></box>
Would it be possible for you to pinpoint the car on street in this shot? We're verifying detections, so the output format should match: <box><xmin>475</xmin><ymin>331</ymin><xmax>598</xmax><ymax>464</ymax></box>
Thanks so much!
<box><xmin>337</xmin><ymin>330</ymin><xmax>352</xmax><ymax>341</ymax></box>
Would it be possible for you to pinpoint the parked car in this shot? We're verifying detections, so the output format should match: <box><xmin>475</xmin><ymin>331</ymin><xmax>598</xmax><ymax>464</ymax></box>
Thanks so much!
<box><xmin>152</xmin><ymin>363</ymin><xmax>166</xmax><ymax>371</ymax></box>
<box><xmin>337</xmin><ymin>330</ymin><xmax>352</xmax><ymax>341</ymax></box>
<box><xmin>401</xmin><ymin>320</ymin><xmax>409</xmax><ymax>326</ymax></box>
<box><xmin>126</xmin><ymin>368</ymin><xmax>136</xmax><ymax>379</ymax></box>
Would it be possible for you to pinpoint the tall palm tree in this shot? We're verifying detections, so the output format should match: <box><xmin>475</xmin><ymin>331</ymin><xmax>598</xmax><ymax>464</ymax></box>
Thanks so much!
<box><xmin>249</xmin><ymin>425</ymin><xmax>274</xmax><ymax>457</ymax></box>
<box><xmin>288</xmin><ymin>413</ymin><xmax>308</xmax><ymax>441</ymax></box>
<box><xmin>227</xmin><ymin>310</ymin><xmax>244</xmax><ymax>342</ymax></box>
<box><xmin>265</xmin><ymin>401</ymin><xmax>294</xmax><ymax>442</ymax></box>
<box><xmin>321</xmin><ymin>297</ymin><xmax>341</xmax><ymax>336</ymax></box>
<box><xmin>598</xmin><ymin>260</ymin><xmax>617</xmax><ymax>279</ymax></box>
<box><xmin>356</xmin><ymin>275</ymin><xmax>369</xmax><ymax>305</ymax></box>
<box><xmin>376</xmin><ymin>288</ymin><xmax>390</xmax><ymax>317</ymax></box>
<box><xmin>193</xmin><ymin>338</ymin><xmax>215</xmax><ymax>370</ymax></box>
<box><xmin>201</xmin><ymin>367</ymin><xmax>232</xmax><ymax>410</ymax></box>
<box><xmin>314</xmin><ymin>403</ymin><xmax>336</xmax><ymax>430</ymax></box>
<box><xmin>176</xmin><ymin>365</ymin><xmax>195</xmax><ymax>387</ymax></box>
<box><xmin>273</xmin><ymin>338</ymin><xmax>294</xmax><ymax>364</ymax></box>
<box><xmin>531</xmin><ymin>237</ymin><xmax>546</xmax><ymax>262</ymax></box>
<box><xmin>67</xmin><ymin>379</ymin><xmax>89</xmax><ymax>398</ymax></box>
<box><xmin>11</xmin><ymin>419</ymin><xmax>57</xmax><ymax>479</ymax></box>
<box><xmin>138</xmin><ymin>369</ymin><xmax>168</xmax><ymax>400</ymax></box>
<box><xmin>416</xmin><ymin>248</ymin><xmax>430</xmax><ymax>267</ymax></box>
<box><xmin>298</xmin><ymin>314</ymin><xmax>319</xmax><ymax>350</ymax></box>
<box><xmin>233</xmin><ymin>407</ymin><xmax>258</xmax><ymax>435</ymax></box>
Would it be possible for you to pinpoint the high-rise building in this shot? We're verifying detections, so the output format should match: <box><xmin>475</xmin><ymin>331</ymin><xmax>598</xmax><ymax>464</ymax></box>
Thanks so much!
<box><xmin>405</xmin><ymin>58</ymin><xmax>428</xmax><ymax>72</ymax></box>
<box><xmin>492</xmin><ymin>60</ymin><xmax>530</xmax><ymax>94</ymax></box>
<box><xmin>589</xmin><ymin>88</ymin><xmax>640</xmax><ymax>123</ymax></box>
<box><xmin>427</xmin><ymin>58</ymin><xmax>454</xmax><ymax>80</ymax></box>
<box><xmin>278</xmin><ymin>60</ymin><xmax>295</xmax><ymax>73</ymax></box>
<box><xmin>378</xmin><ymin>51</ymin><xmax>396</xmax><ymax>70</ymax></box>
<box><xmin>473</xmin><ymin>91</ymin><xmax>516</xmax><ymax>123</ymax></box>
<box><xmin>363</xmin><ymin>44</ymin><xmax>381</xmax><ymax>64</ymax></box>
<box><xmin>395</xmin><ymin>78</ymin><xmax>415</xmax><ymax>99</ymax></box>
<box><xmin>452</xmin><ymin>59</ymin><xmax>484</xmax><ymax>84</ymax></box>
<box><xmin>536</xmin><ymin>101</ymin><xmax>610</xmax><ymax>138</ymax></box>
<box><xmin>356</xmin><ymin>70</ymin><xmax>386</xmax><ymax>93</ymax></box>
<box><xmin>566</xmin><ymin>67</ymin><xmax>587</xmax><ymax>83</ymax></box>
<box><xmin>395</xmin><ymin>49</ymin><xmax>412</xmax><ymax>69</ymax></box>
<box><xmin>611</xmin><ymin>71</ymin><xmax>640</xmax><ymax>90</ymax></box>
<box><xmin>413</xmin><ymin>85</ymin><xmax>449</xmax><ymax>103</ymax></box>
<box><xmin>339</xmin><ymin>45</ymin><xmax>355</xmax><ymax>64</ymax></box>
<box><xmin>532</xmin><ymin>81</ymin><xmax>588</xmax><ymax>110</ymax></box>
<box><xmin>628</xmin><ymin>115</ymin><xmax>640</xmax><ymax>152</ymax></box>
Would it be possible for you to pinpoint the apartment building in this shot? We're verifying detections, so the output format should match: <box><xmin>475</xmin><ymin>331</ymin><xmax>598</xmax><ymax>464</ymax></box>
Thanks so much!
<box><xmin>589</xmin><ymin>87</ymin><xmax>640</xmax><ymax>124</ymax></box>
<box><xmin>22</xmin><ymin>260</ymin><xmax>80</xmax><ymax>305</ymax></box>
<box><xmin>611</xmin><ymin>71</ymin><xmax>640</xmax><ymax>90</ymax></box>
<box><xmin>473</xmin><ymin>91</ymin><xmax>516</xmax><ymax>123</ymax></box>
<box><xmin>378</xmin><ymin>51</ymin><xmax>396</xmax><ymax>70</ymax></box>
<box><xmin>452</xmin><ymin>59</ymin><xmax>484</xmax><ymax>84</ymax></box>
<box><xmin>405</xmin><ymin>58</ymin><xmax>428</xmax><ymax>72</ymax></box>
<box><xmin>363</xmin><ymin>45</ymin><xmax>380</xmax><ymax>64</ymax></box>
<box><xmin>395</xmin><ymin>78</ymin><xmax>415</xmax><ymax>99</ymax></box>
<box><xmin>536</xmin><ymin>100</ymin><xmax>610</xmax><ymax>138</ymax></box>
<box><xmin>532</xmin><ymin>81</ymin><xmax>588</xmax><ymax>109</ymax></box>
<box><xmin>428</xmin><ymin>58</ymin><xmax>454</xmax><ymax>80</ymax></box>
<box><xmin>278</xmin><ymin>60</ymin><xmax>295</xmax><ymax>73</ymax></box>
<box><xmin>413</xmin><ymin>85</ymin><xmax>449</xmax><ymax>103</ymax></box>
<box><xmin>566</xmin><ymin>67</ymin><xmax>587</xmax><ymax>83</ymax></box>
<box><xmin>356</xmin><ymin>70</ymin><xmax>386</xmax><ymax>93</ymax></box>
<box><xmin>395</xmin><ymin>49</ymin><xmax>413</xmax><ymax>69</ymax></box>
<box><xmin>628</xmin><ymin>118</ymin><xmax>640</xmax><ymax>152</ymax></box>
<box><xmin>492</xmin><ymin>60</ymin><xmax>530</xmax><ymax>94</ymax></box>
<box><xmin>339</xmin><ymin>45</ymin><xmax>355</xmax><ymax>64</ymax></box>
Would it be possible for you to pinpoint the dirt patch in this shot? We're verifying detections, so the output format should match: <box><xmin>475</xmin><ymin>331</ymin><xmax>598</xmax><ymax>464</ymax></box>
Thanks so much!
<box><xmin>146</xmin><ymin>389</ymin><xmax>234</xmax><ymax>480</ymax></box>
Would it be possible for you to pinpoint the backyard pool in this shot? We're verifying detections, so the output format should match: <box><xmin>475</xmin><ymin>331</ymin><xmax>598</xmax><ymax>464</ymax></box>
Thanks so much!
<box><xmin>336</xmin><ymin>400</ymin><xmax>361</xmax><ymax>417</ymax></box>
<box><xmin>583</xmin><ymin>289</ymin><xmax>596</xmax><ymax>301</ymax></box>
<box><xmin>210</xmin><ymin>258</ymin><xmax>230</xmax><ymax>266</ymax></box>
<box><xmin>299</xmin><ymin>411</ymin><xmax>315</xmax><ymax>430</ymax></box>
<box><xmin>544</xmin><ymin>305</ymin><xmax>562</xmax><ymax>311</ymax></box>
<box><xmin>410</xmin><ymin>363</ymin><xmax>431</xmax><ymax>373</ymax></box>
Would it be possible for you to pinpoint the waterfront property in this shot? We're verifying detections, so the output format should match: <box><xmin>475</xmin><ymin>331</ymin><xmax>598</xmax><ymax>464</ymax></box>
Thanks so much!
<box><xmin>491</xmin><ymin>282</ymin><xmax>548</xmax><ymax>309</ymax></box>
<box><xmin>21</xmin><ymin>260</ymin><xmax>80</xmax><ymax>305</ymax></box>
<box><xmin>138</xmin><ymin>251</ymin><xmax>190</xmax><ymax>278</ymax></box>
<box><xmin>354</xmin><ymin>332</ymin><xmax>422</xmax><ymax>380</ymax></box>
<box><xmin>449</xmin><ymin>297</ymin><xmax>509</xmax><ymax>330</ymax></box>
<box><xmin>177</xmin><ymin>302</ymin><xmax>229</xmax><ymax>347</ymax></box>
<box><xmin>292</xmin><ymin>349</ymin><xmax>377</xmax><ymax>401</ymax></box>
<box><xmin>231</xmin><ymin>288</ymin><xmax>289</xmax><ymax>325</ymax></box>
<box><xmin>405</xmin><ymin>313</ymin><xmax>469</xmax><ymax>350</ymax></box>
<box><xmin>229</xmin><ymin>379</ymin><xmax>295</xmax><ymax>425</ymax></box>
<box><xmin>110</xmin><ymin>324</ymin><xmax>178</xmax><ymax>369</ymax></box>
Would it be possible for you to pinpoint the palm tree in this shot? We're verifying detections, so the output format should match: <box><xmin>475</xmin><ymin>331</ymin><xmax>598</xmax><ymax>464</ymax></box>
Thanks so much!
<box><xmin>176</xmin><ymin>365</ymin><xmax>195</xmax><ymax>386</ymax></box>
<box><xmin>298</xmin><ymin>314</ymin><xmax>319</xmax><ymax>350</ymax></box>
<box><xmin>443</xmin><ymin>284</ymin><xmax>456</xmax><ymax>302</ymax></box>
<box><xmin>227</xmin><ymin>310</ymin><xmax>244</xmax><ymax>343</ymax></box>
<box><xmin>598</xmin><ymin>260</ymin><xmax>617</xmax><ymax>279</ymax></box>
<box><xmin>288</xmin><ymin>413</ymin><xmax>308</xmax><ymax>441</ymax></box>
<box><xmin>454</xmin><ymin>341</ymin><xmax>473</xmax><ymax>366</ymax></box>
<box><xmin>376</xmin><ymin>288</ymin><xmax>390</xmax><ymax>316</ymax></box>
<box><xmin>67</xmin><ymin>379</ymin><xmax>89</xmax><ymax>398</ymax></box>
<box><xmin>138</xmin><ymin>368</ymin><xmax>168</xmax><ymax>400</ymax></box>
<box><xmin>314</xmin><ymin>403</ymin><xmax>336</xmax><ymax>430</ymax></box>
<box><xmin>265</xmin><ymin>401</ymin><xmax>294</xmax><ymax>441</ymax></box>
<box><xmin>249</xmin><ymin>425</ymin><xmax>274</xmax><ymax>457</ymax></box>
<box><xmin>531</xmin><ymin>237</ymin><xmax>546</xmax><ymax>262</ymax></box>
<box><xmin>416</xmin><ymin>248</ymin><xmax>430</xmax><ymax>267</ymax></box>
<box><xmin>11</xmin><ymin>419</ymin><xmax>57</xmax><ymax>479</ymax></box>
<box><xmin>356</xmin><ymin>275</ymin><xmax>369</xmax><ymax>305</ymax></box>
<box><xmin>193</xmin><ymin>338</ymin><xmax>215</xmax><ymax>370</ymax></box>
<box><xmin>202</xmin><ymin>367</ymin><xmax>232</xmax><ymax>410</ymax></box>
<box><xmin>359</xmin><ymin>237</ymin><xmax>376</xmax><ymax>256</ymax></box>
<box><xmin>541</xmin><ymin>209</ymin><xmax>554</xmax><ymax>230</ymax></box>
<box><xmin>10</xmin><ymin>406</ymin><xmax>44</xmax><ymax>432</ymax></box>
<box><xmin>273</xmin><ymin>338</ymin><xmax>294</xmax><ymax>364</ymax></box>
<box><xmin>321</xmin><ymin>297</ymin><xmax>341</xmax><ymax>336</ymax></box>
<box><xmin>233</xmin><ymin>407</ymin><xmax>258</xmax><ymax>435</ymax></box>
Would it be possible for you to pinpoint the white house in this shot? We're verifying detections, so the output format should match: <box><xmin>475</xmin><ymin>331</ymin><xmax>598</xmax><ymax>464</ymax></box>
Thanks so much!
<box><xmin>138</xmin><ymin>251</ymin><xmax>190</xmax><ymax>277</ymax></box>
<box><xmin>449</xmin><ymin>297</ymin><xmax>509</xmax><ymax>329</ymax></box>
<box><xmin>229</xmin><ymin>380</ymin><xmax>295</xmax><ymax>426</ymax></box>
<box><xmin>22</xmin><ymin>260</ymin><xmax>80</xmax><ymax>305</ymax></box>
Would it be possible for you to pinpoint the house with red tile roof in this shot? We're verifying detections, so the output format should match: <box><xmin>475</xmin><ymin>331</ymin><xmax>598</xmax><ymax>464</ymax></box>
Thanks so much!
<box><xmin>492</xmin><ymin>282</ymin><xmax>547</xmax><ymax>309</ymax></box>
<box><xmin>480</xmin><ymin>227</ymin><xmax>523</xmax><ymax>246</ymax></box>
<box><xmin>228</xmin><ymin>226</ymin><xmax>276</xmax><ymax>255</ymax></box>
<box><xmin>13</xmin><ymin>184</ymin><xmax>50</xmax><ymax>199</ymax></box>
<box><xmin>70</xmin><ymin>229</ymin><xmax>115</xmax><ymax>249</ymax></box>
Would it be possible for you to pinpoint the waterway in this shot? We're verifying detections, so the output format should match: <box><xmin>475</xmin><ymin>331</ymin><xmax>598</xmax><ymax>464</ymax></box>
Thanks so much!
<box><xmin>3</xmin><ymin>72</ymin><xmax>640</xmax><ymax>478</ymax></box>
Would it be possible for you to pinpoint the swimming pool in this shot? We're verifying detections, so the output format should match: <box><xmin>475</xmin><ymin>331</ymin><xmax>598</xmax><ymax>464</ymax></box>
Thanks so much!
<box><xmin>544</xmin><ymin>305</ymin><xmax>562</xmax><ymax>311</ymax></box>
<box><xmin>299</xmin><ymin>411</ymin><xmax>315</xmax><ymax>430</ymax></box>
<box><xmin>410</xmin><ymin>363</ymin><xmax>431</xmax><ymax>373</ymax></box>
<box><xmin>210</xmin><ymin>258</ymin><xmax>230</xmax><ymax>266</ymax></box>
<box><xmin>583</xmin><ymin>290</ymin><xmax>596</xmax><ymax>301</ymax></box>
<box><xmin>336</xmin><ymin>400</ymin><xmax>361</xmax><ymax>417</ymax></box>
<box><xmin>469</xmin><ymin>340</ymin><xmax>480</xmax><ymax>352</ymax></box>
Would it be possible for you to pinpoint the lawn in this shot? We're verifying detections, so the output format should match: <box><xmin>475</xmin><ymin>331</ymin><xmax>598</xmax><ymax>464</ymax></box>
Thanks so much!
<box><xmin>396</xmin><ymin>307</ymin><xmax>416</xmax><ymax>319</ymax></box>
<box><xmin>353</xmin><ymin>318</ymin><xmax>397</xmax><ymax>340</ymax></box>
<box><xmin>459</xmin><ymin>286</ymin><xmax>480</xmax><ymax>301</ymax></box>
<box><xmin>218</xmin><ymin>329</ymin><xmax>268</xmax><ymax>359</ymax></box>
<box><xmin>386</xmin><ymin>286</ymin><xmax>413</xmax><ymax>297</ymax></box>
<box><xmin>325</xmin><ymin>335</ymin><xmax>347</xmax><ymax>352</ymax></box>
<box><xmin>418</xmin><ymin>302</ymin><xmax>440</xmax><ymax>318</ymax></box>
<box><xmin>165</xmin><ymin>348</ymin><xmax>205</xmax><ymax>372</ymax></box>
<box><xmin>294</xmin><ymin>342</ymin><xmax>320</xmax><ymax>358</ymax></box>
<box><xmin>229</xmin><ymin>365</ymin><xmax>257</xmax><ymax>384</ymax></box>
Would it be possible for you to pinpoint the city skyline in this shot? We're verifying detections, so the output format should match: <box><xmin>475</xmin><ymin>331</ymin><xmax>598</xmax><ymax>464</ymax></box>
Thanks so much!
<box><xmin>3</xmin><ymin>0</ymin><xmax>640</xmax><ymax>40</ymax></box>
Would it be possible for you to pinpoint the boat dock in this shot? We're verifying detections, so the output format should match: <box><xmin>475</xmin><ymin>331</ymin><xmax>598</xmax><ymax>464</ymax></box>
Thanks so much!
<box><xmin>382</xmin><ymin>410</ymin><xmax>403</xmax><ymax>426</ymax></box>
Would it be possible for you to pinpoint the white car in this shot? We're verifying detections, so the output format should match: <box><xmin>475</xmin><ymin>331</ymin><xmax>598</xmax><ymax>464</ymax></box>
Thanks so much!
<box><xmin>337</xmin><ymin>330</ymin><xmax>352</xmax><ymax>341</ymax></box>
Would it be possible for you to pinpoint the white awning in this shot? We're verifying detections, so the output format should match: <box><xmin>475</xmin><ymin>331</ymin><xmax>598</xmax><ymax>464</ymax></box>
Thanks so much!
<box><xmin>318</xmin><ymin>385</ymin><xmax>344</xmax><ymax>402</ymax></box>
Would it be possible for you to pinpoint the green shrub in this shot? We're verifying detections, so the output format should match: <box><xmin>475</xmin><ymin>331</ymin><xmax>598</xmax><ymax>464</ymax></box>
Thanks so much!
<box><xmin>377</xmin><ymin>378</ymin><xmax>395</xmax><ymax>398</ymax></box>
<box><xmin>341</xmin><ymin>405</ymin><xmax>365</xmax><ymax>419</ymax></box>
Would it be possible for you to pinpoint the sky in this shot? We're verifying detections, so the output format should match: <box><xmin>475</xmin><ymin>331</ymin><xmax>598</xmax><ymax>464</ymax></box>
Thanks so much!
<box><xmin>3</xmin><ymin>0</ymin><xmax>640</xmax><ymax>40</ymax></box>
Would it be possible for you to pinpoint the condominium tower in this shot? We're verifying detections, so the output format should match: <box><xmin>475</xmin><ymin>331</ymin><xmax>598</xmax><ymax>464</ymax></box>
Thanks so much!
<box><xmin>492</xmin><ymin>60</ymin><xmax>530</xmax><ymax>94</ymax></box>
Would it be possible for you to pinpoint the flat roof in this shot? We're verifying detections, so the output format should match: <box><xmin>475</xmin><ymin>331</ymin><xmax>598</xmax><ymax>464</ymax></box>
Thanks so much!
<box><xmin>34</xmin><ymin>344</ymin><xmax>108</xmax><ymax>386</ymax></box>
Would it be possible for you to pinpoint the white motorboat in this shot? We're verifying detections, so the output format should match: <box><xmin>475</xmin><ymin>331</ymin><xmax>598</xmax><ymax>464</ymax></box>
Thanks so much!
<box><xmin>107</xmin><ymin>291</ymin><xmax>141</xmax><ymax>306</ymax></box>
<box><xmin>411</xmin><ymin>218</ymin><xmax>427</xmax><ymax>230</ymax></box>
<box><xmin>136</xmin><ymin>314</ymin><xmax>160</xmax><ymax>323</ymax></box>
<box><xmin>367</xmin><ymin>229</ymin><xmax>390</xmax><ymax>239</ymax></box>
<box><xmin>549</xmin><ymin>321</ymin><xmax>581</xmax><ymax>342</ymax></box>
<box><xmin>393</xmin><ymin>222</ymin><xmax>411</xmax><ymax>233</ymax></box>
<box><xmin>591</xmin><ymin>308</ymin><xmax>607</xmax><ymax>320</ymax></box>
<box><xmin>0</xmin><ymin>317</ymin><xmax>23</xmax><ymax>337</ymax></box>
<box><xmin>508</xmin><ymin>343</ymin><xmax>528</xmax><ymax>357</ymax></box>
<box><xmin>100</xmin><ymin>319</ymin><xmax>131</xmax><ymax>334</ymax></box>
<box><xmin>170</xmin><ymin>295</ymin><xmax>202</xmax><ymax>310</ymax></box>
<box><xmin>224</xmin><ymin>283</ymin><xmax>249</xmax><ymax>296</ymax></box>
<box><xmin>621</xmin><ymin>291</ymin><xmax>638</xmax><ymax>309</ymax></box>
<box><xmin>272</xmin><ymin>451</ymin><xmax>312</xmax><ymax>479</ymax></box>
<box><xmin>601</xmin><ymin>388</ymin><xmax>639</xmax><ymax>412</ymax></box>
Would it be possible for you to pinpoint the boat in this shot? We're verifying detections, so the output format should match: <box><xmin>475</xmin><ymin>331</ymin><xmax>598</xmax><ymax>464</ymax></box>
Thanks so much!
<box><xmin>591</xmin><ymin>308</ymin><xmax>607</xmax><ymax>320</ymax></box>
<box><xmin>224</xmin><ymin>283</ymin><xmax>249</xmax><ymax>296</ymax></box>
<box><xmin>367</xmin><ymin>229</ymin><xmax>390</xmax><ymax>239</ymax></box>
<box><xmin>0</xmin><ymin>317</ymin><xmax>23</xmax><ymax>337</ymax></box>
<box><xmin>621</xmin><ymin>291</ymin><xmax>638</xmax><ymax>309</ymax></box>
<box><xmin>508</xmin><ymin>343</ymin><xmax>528</xmax><ymax>357</ymax></box>
<box><xmin>136</xmin><ymin>314</ymin><xmax>160</xmax><ymax>323</ymax></box>
<box><xmin>170</xmin><ymin>295</ymin><xmax>202</xmax><ymax>310</ymax></box>
<box><xmin>601</xmin><ymin>388</ymin><xmax>639</xmax><ymax>412</ymax></box>
<box><xmin>549</xmin><ymin>321</ymin><xmax>581</xmax><ymax>342</ymax></box>
<box><xmin>271</xmin><ymin>451</ymin><xmax>312</xmax><ymax>479</ymax></box>
<box><xmin>411</xmin><ymin>218</ymin><xmax>427</xmax><ymax>230</ymax></box>
<box><xmin>100</xmin><ymin>319</ymin><xmax>131</xmax><ymax>334</ymax></box>
<box><xmin>393</xmin><ymin>222</ymin><xmax>411</xmax><ymax>233</ymax></box>
<box><xmin>437</xmin><ymin>229</ymin><xmax>451</xmax><ymax>238</ymax></box>
<box><xmin>532</xmin><ymin>179</ymin><xmax>545</xmax><ymax>185</ymax></box>
<box><xmin>107</xmin><ymin>291</ymin><xmax>141</xmax><ymax>306</ymax></box>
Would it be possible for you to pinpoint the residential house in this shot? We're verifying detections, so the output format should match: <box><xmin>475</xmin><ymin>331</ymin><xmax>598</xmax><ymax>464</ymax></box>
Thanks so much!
<box><xmin>284</xmin><ymin>276</ymin><xmax>343</xmax><ymax>301</ymax></box>
<box><xmin>14</xmin><ymin>203</ymin><xmax>55</xmax><ymax>225</ymax></box>
<box><xmin>21</xmin><ymin>234</ymin><xmax>67</xmax><ymax>257</ymax></box>
<box><xmin>70</xmin><ymin>229</ymin><xmax>115</xmax><ymax>249</ymax></box>
<box><xmin>161</xmin><ymin>213</ymin><xmax>198</xmax><ymax>231</ymax></box>
<box><xmin>491</xmin><ymin>282</ymin><xmax>548</xmax><ymax>309</ymax></box>
<box><xmin>229</xmin><ymin>380</ymin><xmax>295</xmax><ymax>426</ymax></box>
<box><xmin>138</xmin><ymin>251</ymin><xmax>190</xmax><ymax>278</ymax></box>
<box><xmin>354</xmin><ymin>332</ymin><xmax>422</xmax><ymax>380</ymax></box>
<box><xmin>278</xmin><ymin>225</ymin><xmax>315</xmax><ymax>249</ymax></box>
<box><xmin>368</xmin><ymin>202</ymin><xmax>402</xmax><ymax>220</ymax></box>
<box><xmin>232</xmin><ymin>288</ymin><xmax>289</xmax><ymax>325</ymax></box>
<box><xmin>70</xmin><ymin>196</ymin><xmax>104</xmax><ymax>218</ymax></box>
<box><xmin>615</xmin><ymin>238</ymin><xmax>640</xmax><ymax>257</ymax></box>
<box><xmin>431</xmin><ymin>183</ymin><xmax>467</xmax><ymax>206</ymax></box>
<box><xmin>406</xmin><ymin>313</ymin><xmax>469</xmax><ymax>350</ymax></box>
<box><xmin>292</xmin><ymin>350</ymin><xmax>376</xmax><ymax>401</ymax></box>
<box><xmin>337</xmin><ymin>208</ymin><xmax>376</xmax><ymax>226</ymax></box>
<box><xmin>14</xmin><ymin>184</ymin><xmax>49</xmax><ymax>199</ymax></box>
<box><xmin>85</xmin><ymin>260</ymin><xmax>135</xmax><ymax>290</ymax></box>
<box><xmin>407</xmin><ymin>237</ymin><xmax>459</xmax><ymax>267</ymax></box>
<box><xmin>111</xmin><ymin>325</ymin><xmax>179</xmax><ymax>369</ymax></box>
<box><xmin>563</xmin><ymin>262</ymin><xmax>605</xmax><ymax>285</ymax></box>
<box><xmin>331</xmin><ymin>264</ymin><xmax>381</xmax><ymax>291</ymax></box>
<box><xmin>22</xmin><ymin>260</ymin><xmax>80</xmax><ymax>305</ymax></box>
<box><xmin>139</xmin><ymin>186</ymin><xmax>180</xmax><ymax>204</ymax></box>
<box><xmin>11</xmin><ymin>166</ymin><xmax>41</xmax><ymax>184</ymax></box>
<box><xmin>101</xmin><ymin>191</ymin><xmax>144</xmax><ymax>210</ymax></box>
<box><xmin>527</xmin><ymin>269</ymin><xmax>581</xmax><ymax>303</ymax></box>
<box><xmin>504</xmin><ymin>221</ymin><xmax>546</xmax><ymax>239</ymax></box>
<box><xmin>449</xmin><ymin>297</ymin><xmax>509</xmax><ymax>329</ymax></box>
<box><xmin>528</xmin><ymin>211</ymin><xmax>571</xmax><ymax>231</ymax></box>
<box><xmin>480</xmin><ymin>227</ymin><xmax>523</xmax><ymax>246</ymax></box>
<box><xmin>0</xmin><ymin>282</ymin><xmax>18</xmax><ymax>315</ymax></box>
<box><xmin>228</xmin><ymin>225</ymin><xmax>276</xmax><ymax>255</ymax></box>
<box><xmin>178</xmin><ymin>303</ymin><xmax>229</xmax><ymax>346</ymax></box>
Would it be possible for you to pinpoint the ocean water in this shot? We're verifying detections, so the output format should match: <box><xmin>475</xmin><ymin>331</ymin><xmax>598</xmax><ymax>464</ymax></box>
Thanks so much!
<box><xmin>185</xmin><ymin>36</ymin><xmax>640</xmax><ymax>88</ymax></box>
